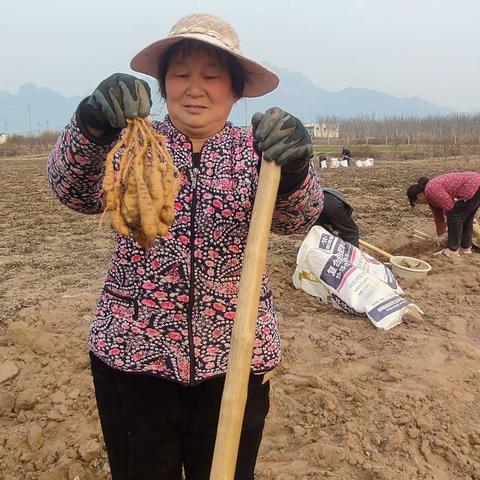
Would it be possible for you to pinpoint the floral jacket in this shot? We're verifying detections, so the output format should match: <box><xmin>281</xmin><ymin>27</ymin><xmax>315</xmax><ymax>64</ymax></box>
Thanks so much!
<box><xmin>48</xmin><ymin>115</ymin><xmax>323</xmax><ymax>384</ymax></box>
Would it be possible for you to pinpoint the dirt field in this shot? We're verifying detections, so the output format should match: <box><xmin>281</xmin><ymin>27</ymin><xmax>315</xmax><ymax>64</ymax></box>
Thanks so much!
<box><xmin>1</xmin><ymin>154</ymin><xmax>479</xmax><ymax>480</ymax></box>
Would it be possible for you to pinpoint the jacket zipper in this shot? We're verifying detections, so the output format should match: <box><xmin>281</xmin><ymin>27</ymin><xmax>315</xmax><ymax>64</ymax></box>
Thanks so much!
<box><xmin>186</xmin><ymin>151</ymin><xmax>201</xmax><ymax>384</ymax></box>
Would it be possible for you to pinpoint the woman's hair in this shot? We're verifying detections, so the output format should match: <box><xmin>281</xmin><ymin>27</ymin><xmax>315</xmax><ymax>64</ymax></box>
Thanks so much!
<box><xmin>417</xmin><ymin>176</ymin><xmax>429</xmax><ymax>189</ymax></box>
<box><xmin>406</xmin><ymin>176</ymin><xmax>430</xmax><ymax>206</ymax></box>
<box><xmin>157</xmin><ymin>39</ymin><xmax>247</xmax><ymax>99</ymax></box>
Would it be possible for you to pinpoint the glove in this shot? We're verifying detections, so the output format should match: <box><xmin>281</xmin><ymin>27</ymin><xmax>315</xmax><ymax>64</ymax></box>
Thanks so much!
<box><xmin>83</xmin><ymin>73</ymin><xmax>152</xmax><ymax>130</ymax></box>
<box><xmin>251</xmin><ymin>107</ymin><xmax>313</xmax><ymax>174</ymax></box>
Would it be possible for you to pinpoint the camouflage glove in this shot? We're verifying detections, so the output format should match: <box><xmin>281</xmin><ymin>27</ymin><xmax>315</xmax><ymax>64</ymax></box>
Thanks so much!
<box><xmin>83</xmin><ymin>73</ymin><xmax>152</xmax><ymax>130</ymax></box>
<box><xmin>251</xmin><ymin>107</ymin><xmax>313</xmax><ymax>174</ymax></box>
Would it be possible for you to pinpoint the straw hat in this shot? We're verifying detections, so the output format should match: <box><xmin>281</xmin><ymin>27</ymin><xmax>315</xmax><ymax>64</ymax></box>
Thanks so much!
<box><xmin>130</xmin><ymin>13</ymin><xmax>279</xmax><ymax>98</ymax></box>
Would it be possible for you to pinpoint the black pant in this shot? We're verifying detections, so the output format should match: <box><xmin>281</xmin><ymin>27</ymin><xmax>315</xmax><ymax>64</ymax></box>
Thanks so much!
<box><xmin>315</xmin><ymin>193</ymin><xmax>359</xmax><ymax>247</ymax></box>
<box><xmin>447</xmin><ymin>187</ymin><xmax>480</xmax><ymax>250</ymax></box>
<box><xmin>90</xmin><ymin>352</ymin><xmax>269</xmax><ymax>480</ymax></box>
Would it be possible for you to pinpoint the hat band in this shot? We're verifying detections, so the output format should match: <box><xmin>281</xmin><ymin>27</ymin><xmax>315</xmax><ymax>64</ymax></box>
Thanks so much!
<box><xmin>168</xmin><ymin>26</ymin><xmax>240</xmax><ymax>53</ymax></box>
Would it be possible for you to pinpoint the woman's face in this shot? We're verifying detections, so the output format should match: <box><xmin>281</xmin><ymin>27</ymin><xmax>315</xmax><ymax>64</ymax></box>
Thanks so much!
<box><xmin>165</xmin><ymin>49</ymin><xmax>238</xmax><ymax>140</ymax></box>
<box><xmin>416</xmin><ymin>192</ymin><xmax>428</xmax><ymax>205</ymax></box>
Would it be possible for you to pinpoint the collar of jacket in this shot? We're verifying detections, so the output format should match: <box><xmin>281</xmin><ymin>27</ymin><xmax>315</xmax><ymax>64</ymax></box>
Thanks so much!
<box><xmin>161</xmin><ymin>115</ymin><xmax>236</xmax><ymax>148</ymax></box>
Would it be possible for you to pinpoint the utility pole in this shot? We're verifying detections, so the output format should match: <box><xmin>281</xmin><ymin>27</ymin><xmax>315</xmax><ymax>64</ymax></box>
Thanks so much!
<box><xmin>27</xmin><ymin>102</ymin><xmax>32</xmax><ymax>136</ymax></box>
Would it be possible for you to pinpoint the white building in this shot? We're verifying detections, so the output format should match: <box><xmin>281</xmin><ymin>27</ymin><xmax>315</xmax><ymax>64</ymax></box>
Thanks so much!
<box><xmin>304</xmin><ymin>122</ymin><xmax>339</xmax><ymax>139</ymax></box>
<box><xmin>0</xmin><ymin>133</ymin><xmax>8</xmax><ymax>145</ymax></box>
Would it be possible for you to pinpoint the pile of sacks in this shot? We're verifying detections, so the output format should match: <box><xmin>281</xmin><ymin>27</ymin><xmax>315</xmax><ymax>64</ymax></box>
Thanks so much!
<box><xmin>293</xmin><ymin>226</ymin><xmax>422</xmax><ymax>330</ymax></box>
<box><xmin>320</xmin><ymin>158</ymin><xmax>375</xmax><ymax>168</ymax></box>
<box><xmin>355</xmin><ymin>158</ymin><xmax>375</xmax><ymax>167</ymax></box>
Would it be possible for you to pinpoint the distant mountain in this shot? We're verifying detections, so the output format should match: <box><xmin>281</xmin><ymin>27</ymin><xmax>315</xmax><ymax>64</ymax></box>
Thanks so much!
<box><xmin>0</xmin><ymin>67</ymin><xmax>456</xmax><ymax>134</ymax></box>
<box><xmin>0</xmin><ymin>83</ymin><xmax>82</xmax><ymax>134</ymax></box>
<box><xmin>230</xmin><ymin>63</ymin><xmax>455</xmax><ymax>124</ymax></box>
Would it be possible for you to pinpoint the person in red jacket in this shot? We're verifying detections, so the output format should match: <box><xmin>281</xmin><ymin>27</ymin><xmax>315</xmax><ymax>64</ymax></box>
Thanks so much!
<box><xmin>407</xmin><ymin>172</ymin><xmax>480</xmax><ymax>256</ymax></box>
<box><xmin>47</xmin><ymin>13</ymin><xmax>322</xmax><ymax>480</ymax></box>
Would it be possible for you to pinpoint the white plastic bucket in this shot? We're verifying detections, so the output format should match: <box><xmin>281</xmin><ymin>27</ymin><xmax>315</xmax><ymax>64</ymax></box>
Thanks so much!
<box><xmin>390</xmin><ymin>256</ymin><xmax>432</xmax><ymax>279</ymax></box>
<box><xmin>473</xmin><ymin>222</ymin><xmax>480</xmax><ymax>248</ymax></box>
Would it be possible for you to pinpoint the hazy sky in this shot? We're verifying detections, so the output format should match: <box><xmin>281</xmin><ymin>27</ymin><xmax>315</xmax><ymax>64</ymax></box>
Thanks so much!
<box><xmin>1</xmin><ymin>0</ymin><xmax>479</xmax><ymax>111</ymax></box>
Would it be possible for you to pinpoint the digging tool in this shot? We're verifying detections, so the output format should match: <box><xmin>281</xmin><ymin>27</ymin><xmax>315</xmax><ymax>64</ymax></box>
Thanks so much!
<box><xmin>359</xmin><ymin>239</ymin><xmax>393</xmax><ymax>260</ymax></box>
<box><xmin>413</xmin><ymin>234</ymin><xmax>430</xmax><ymax>241</ymax></box>
<box><xmin>209</xmin><ymin>158</ymin><xmax>281</xmax><ymax>480</ymax></box>
<box><xmin>360</xmin><ymin>240</ymin><xmax>433</xmax><ymax>277</ymax></box>
<box><xmin>413</xmin><ymin>229</ymin><xmax>435</xmax><ymax>241</ymax></box>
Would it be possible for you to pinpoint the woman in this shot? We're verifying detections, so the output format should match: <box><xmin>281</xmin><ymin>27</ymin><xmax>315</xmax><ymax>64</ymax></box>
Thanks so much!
<box><xmin>48</xmin><ymin>13</ymin><xmax>322</xmax><ymax>480</ymax></box>
<box><xmin>407</xmin><ymin>172</ymin><xmax>480</xmax><ymax>256</ymax></box>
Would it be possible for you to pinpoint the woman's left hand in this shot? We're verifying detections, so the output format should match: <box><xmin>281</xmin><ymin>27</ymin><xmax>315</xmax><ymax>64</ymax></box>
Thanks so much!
<box><xmin>251</xmin><ymin>107</ymin><xmax>313</xmax><ymax>173</ymax></box>
<box><xmin>435</xmin><ymin>232</ymin><xmax>447</xmax><ymax>247</ymax></box>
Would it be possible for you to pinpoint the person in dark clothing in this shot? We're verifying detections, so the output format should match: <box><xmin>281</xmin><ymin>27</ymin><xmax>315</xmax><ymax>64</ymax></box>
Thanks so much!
<box><xmin>341</xmin><ymin>146</ymin><xmax>351</xmax><ymax>167</ymax></box>
<box><xmin>314</xmin><ymin>188</ymin><xmax>359</xmax><ymax>247</ymax></box>
<box><xmin>318</xmin><ymin>153</ymin><xmax>328</xmax><ymax>169</ymax></box>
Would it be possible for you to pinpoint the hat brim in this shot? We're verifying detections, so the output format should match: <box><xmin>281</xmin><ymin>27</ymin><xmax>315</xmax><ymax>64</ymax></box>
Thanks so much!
<box><xmin>130</xmin><ymin>34</ymin><xmax>279</xmax><ymax>98</ymax></box>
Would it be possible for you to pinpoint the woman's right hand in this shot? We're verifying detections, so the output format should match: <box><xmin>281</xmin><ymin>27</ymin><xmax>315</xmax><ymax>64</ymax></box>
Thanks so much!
<box><xmin>83</xmin><ymin>73</ymin><xmax>152</xmax><ymax>130</ymax></box>
<box><xmin>251</xmin><ymin>107</ymin><xmax>313</xmax><ymax>169</ymax></box>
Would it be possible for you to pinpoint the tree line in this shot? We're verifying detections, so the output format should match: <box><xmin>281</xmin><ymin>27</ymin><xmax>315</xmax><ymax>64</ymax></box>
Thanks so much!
<box><xmin>0</xmin><ymin>131</ymin><xmax>59</xmax><ymax>157</ymax></box>
<box><xmin>316</xmin><ymin>113</ymin><xmax>480</xmax><ymax>145</ymax></box>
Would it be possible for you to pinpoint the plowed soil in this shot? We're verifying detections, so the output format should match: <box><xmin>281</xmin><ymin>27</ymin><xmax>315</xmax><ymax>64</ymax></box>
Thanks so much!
<box><xmin>1</xmin><ymin>155</ymin><xmax>479</xmax><ymax>480</ymax></box>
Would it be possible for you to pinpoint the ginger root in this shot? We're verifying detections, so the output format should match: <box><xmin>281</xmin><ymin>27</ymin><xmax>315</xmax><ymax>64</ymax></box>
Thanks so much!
<box><xmin>101</xmin><ymin>118</ymin><xmax>180</xmax><ymax>247</ymax></box>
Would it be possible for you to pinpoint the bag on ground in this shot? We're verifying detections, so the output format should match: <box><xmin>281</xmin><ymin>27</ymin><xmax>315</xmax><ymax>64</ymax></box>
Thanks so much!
<box><xmin>293</xmin><ymin>226</ymin><xmax>421</xmax><ymax>330</ymax></box>
<box><xmin>330</xmin><ymin>158</ymin><xmax>340</xmax><ymax>168</ymax></box>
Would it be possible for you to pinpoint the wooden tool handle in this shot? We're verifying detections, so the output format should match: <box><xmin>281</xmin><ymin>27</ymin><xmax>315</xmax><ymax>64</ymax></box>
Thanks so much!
<box><xmin>209</xmin><ymin>159</ymin><xmax>281</xmax><ymax>480</ymax></box>
<box><xmin>359</xmin><ymin>239</ymin><xmax>392</xmax><ymax>260</ymax></box>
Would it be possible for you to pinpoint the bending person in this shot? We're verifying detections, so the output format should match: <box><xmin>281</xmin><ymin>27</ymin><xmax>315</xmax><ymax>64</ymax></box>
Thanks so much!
<box><xmin>314</xmin><ymin>188</ymin><xmax>359</xmax><ymax>247</ymax></box>
<box><xmin>407</xmin><ymin>172</ymin><xmax>480</xmax><ymax>256</ymax></box>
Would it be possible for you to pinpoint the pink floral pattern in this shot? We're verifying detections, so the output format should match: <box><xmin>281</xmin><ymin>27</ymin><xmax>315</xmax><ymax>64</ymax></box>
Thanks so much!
<box><xmin>48</xmin><ymin>115</ymin><xmax>323</xmax><ymax>384</ymax></box>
